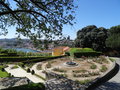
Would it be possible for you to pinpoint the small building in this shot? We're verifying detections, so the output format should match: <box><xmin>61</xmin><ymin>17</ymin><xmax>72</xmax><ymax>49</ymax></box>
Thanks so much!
<box><xmin>52</xmin><ymin>46</ymin><xmax>70</xmax><ymax>56</ymax></box>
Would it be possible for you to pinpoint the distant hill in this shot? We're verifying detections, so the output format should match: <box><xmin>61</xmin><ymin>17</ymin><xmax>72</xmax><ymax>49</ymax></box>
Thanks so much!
<box><xmin>0</xmin><ymin>38</ymin><xmax>75</xmax><ymax>50</ymax></box>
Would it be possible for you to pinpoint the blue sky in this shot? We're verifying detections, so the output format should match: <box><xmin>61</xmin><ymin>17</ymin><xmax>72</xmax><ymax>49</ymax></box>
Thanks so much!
<box><xmin>0</xmin><ymin>0</ymin><xmax>120</xmax><ymax>39</ymax></box>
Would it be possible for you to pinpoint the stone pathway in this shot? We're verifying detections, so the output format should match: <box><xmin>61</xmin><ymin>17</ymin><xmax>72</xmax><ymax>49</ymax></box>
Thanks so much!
<box><xmin>95</xmin><ymin>57</ymin><xmax>120</xmax><ymax>90</ymax></box>
<box><xmin>31</xmin><ymin>62</ymin><xmax>46</xmax><ymax>78</ymax></box>
<box><xmin>5</xmin><ymin>65</ymin><xmax>45</xmax><ymax>83</ymax></box>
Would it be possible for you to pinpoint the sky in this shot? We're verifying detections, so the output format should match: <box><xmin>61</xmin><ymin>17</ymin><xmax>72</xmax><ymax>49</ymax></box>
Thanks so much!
<box><xmin>0</xmin><ymin>0</ymin><xmax>120</xmax><ymax>39</ymax></box>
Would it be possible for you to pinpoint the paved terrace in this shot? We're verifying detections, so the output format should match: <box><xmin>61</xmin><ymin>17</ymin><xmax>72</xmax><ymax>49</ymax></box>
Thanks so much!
<box><xmin>5</xmin><ymin>65</ymin><xmax>45</xmax><ymax>83</ymax></box>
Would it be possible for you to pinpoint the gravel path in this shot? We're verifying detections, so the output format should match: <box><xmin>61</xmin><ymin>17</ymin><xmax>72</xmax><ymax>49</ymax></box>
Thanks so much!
<box><xmin>95</xmin><ymin>58</ymin><xmax>120</xmax><ymax>90</ymax></box>
<box><xmin>5</xmin><ymin>65</ymin><xmax>45</xmax><ymax>83</ymax></box>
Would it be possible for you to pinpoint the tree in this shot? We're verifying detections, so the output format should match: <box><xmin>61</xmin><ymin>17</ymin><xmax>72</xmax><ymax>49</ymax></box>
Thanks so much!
<box><xmin>0</xmin><ymin>0</ymin><xmax>76</xmax><ymax>40</ymax></box>
<box><xmin>75</xmin><ymin>25</ymin><xmax>108</xmax><ymax>51</ymax></box>
<box><xmin>106</xmin><ymin>25</ymin><xmax>120</xmax><ymax>50</ymax></box>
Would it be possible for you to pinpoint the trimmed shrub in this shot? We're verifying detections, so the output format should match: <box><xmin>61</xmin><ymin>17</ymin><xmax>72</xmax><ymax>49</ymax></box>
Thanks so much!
<box><xmin>18</xmin><ymin>62</ymin><xmax>25</xmax><ymax>67</ymax></box>
<box><xmin>53</xmin><ymin>68</ymin><xmax>66</xmax><ymax>72</ymax></box>
<box><xmin>100</xmin><ymin>65</ymin><xmax>108</xmax><ymax>72</ymax></box>
<box><xmin>72</xmin><ymin>69</ymin><xmax>87</xmax><ymax>73</ymax></box>
<box><xmin>90</xmin><ymin>64</ymin><xmax>97</xmax><ymax>69</ymax></box>
<box><xmin>31</xmin><ymin>70</ymin><xmax>35</xmax><ymax>75</ymax></box>
<box><xmin>1</xmin><ymin>68</ymin><xmax>5</xmax><ymax>72</ymax></box>
<box><xmin>27</xmin><ymin>68</ymin><xmax>31</xmax><ymax>73</ymax></box>
<box><xmin>36</xmin><ymin>64</ymin><xmax>42</xmax><ymax>70</ymax></box>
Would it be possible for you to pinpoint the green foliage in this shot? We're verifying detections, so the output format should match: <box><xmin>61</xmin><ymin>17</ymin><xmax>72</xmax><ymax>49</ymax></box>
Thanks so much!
<box><xmin>75</xmin><ymin>25</ymin><xmax>108</xmax><ymax>51</ymax></box>
<box><xmin>69</xmin><ymin>48</ymin><xmax>101</xmax><ymax>58</ymax></box>
<box><xmin>53</xmin><ymin>68</ymin><xmax>66</xmax><ymax>72</ymax></box>
<box><xmin>0</xmin><ymin>0</ymin><xmax>76</xmax><ymax>40</ymax></box>
<box><xmin>109</xmin><ymin>58</ymin><xmax>115</xmax><ymax>62</ymax></box>
<box><xmin>72</xmin><ymin>69</ymin><xmax>87</xmax><ymax>73</ymax></box>
<box><xmin>100</xmin><ymin>65</ymin><xmax>108</xmax><ymax>72</ymax></box>
<box><xmin>60</xmin><ymin>74</ymin><xmax>68</xmax><ymax>77</ymax></box>
<box><xmin>0</xmin><ymin>68</ymin><xmax>9</xmax><ymax>77</ymax></box>
<box><xmin>93</xmin><ymin>56</ymin><xmax>108</xmax><ymax>64</ymax></box>
<box><xmin>75</xmin><ymin>79</ymin><xmax>92</xmax><ymax>85</ymax></box>
<box><xmin>0</xmin><ymin>55</ymin><xmax>64</xmax><ymax>63</ymax></box>
<box><xmin>70</xmin><ymin>48</ymin><xmax>95</xmax><ymax>53</ymax></box>
<box><xmin>17</xmin><ymin>62</ymin><xmax>25</xmax><ymax>67</ymax></box>
<box><xmin>106</xmin><ymin>25</ymin><xmax>120</xmax><ymax>49</ymax></box>
<box><xmin>31</xmin><ymin>70</ymin><xmax>35</xmax><ymax>75</ymax></box>
<box><xmin>11</xmin><ymin>65</ymin><xmax>19</xmax><ymax>69</ymax></box>
<box><xmin>36</xmin><ymin>64</ymin><xmax>42</xmax><ymax>70</ymax></box>
<box><xmin>27</xmin><ymin>68</ymin><xmax>31</xmax><ymax>73</ymax></box>
<box><xmin>5</xmin><ymin>83</ymin><xmax>45</xmax><ymax>90</ymax></box>
<box><xmin>90</xmin><ymin>64</ymin><xmax>97</xmax><ymax>69</ymax></box>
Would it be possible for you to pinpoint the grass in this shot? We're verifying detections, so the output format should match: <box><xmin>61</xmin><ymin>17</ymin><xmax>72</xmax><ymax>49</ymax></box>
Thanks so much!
<box><xmin>0</xmin><ymin>65</ymin><xmax>4</xmax><ymax>69</ymax></box>
<box><xmin>0</xmin><ymin>70</ymin><xmax>9</xmax><ymax>77</ymax></box>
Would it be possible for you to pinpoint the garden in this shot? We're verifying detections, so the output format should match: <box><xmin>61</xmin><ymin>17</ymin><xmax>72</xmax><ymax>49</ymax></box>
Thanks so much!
<box><xmin>0</xmin><ymin>47</ymin><xmax>115</xmax><ymax>88</ymax></box>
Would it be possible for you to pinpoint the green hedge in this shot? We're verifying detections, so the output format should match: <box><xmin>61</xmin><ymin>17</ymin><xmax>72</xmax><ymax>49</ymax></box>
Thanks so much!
<box><xmin>4</xmin><ymin>83</ymin><xmax>45</xmax><ymax>90</ymax></box>
<box><xmin>0</xmin><ymin>56</ymin><xmax>44</xmax><ymax>62</ymax></box>
<box><xmin>68</xmin><ymin>48</ymin><xmax>101</xmax><ymax>58</ymax></box>
<box><xmin>0</xmin><ymin>55</ymin><xmax>66</xmax><ymax>62</ymax></box>
<box><xmin>74</xmin><ymin>52</ymin><xmax>101</xmax><ymax>58</ymax></box>
<box><xmin>22</xmin><ymin>55</ymin><xmax>66</xmax><ymax>63</ymax></box>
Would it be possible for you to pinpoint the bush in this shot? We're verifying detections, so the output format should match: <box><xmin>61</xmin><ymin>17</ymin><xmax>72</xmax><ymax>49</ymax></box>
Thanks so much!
<box><xmin>1</xmin><ymin>68</ymin><xmax>5</xmax><ymax>71</ymax></box>
<box><xmin>31</xmin><ymin>70</ymin><xmax>35</xmax><ymax>75</ymax></box>
<box><xmin>74</xmin><ymin>52</ymin><xmax>101</xmax><ymax>58</ymax></box>
<box><xmin>53</xmin><ymin>68</ymin><xmax>66</xmax><ymax>72</ymax></box>
<box><xmin>76</xmin><ymin>79</ymin><xmax>92</xmax><ymax>85</ymax></box>
<box><xmin>27</xmin><ymin>68</ymin><xmax>31</xmax><ymax>73</ymax></box>
<box><xmin>100</xmin><ymin>65</ymin><xmax>108</xmax><ymax>72</ymax></box>
<box><xmin>72</xmin><ymin>69</ymin><xmax>87</xmax><ymax>73</ymax></box>
<box><xmin>8</xmin><ymin>73</ymin><xmax>11</xmax><ymax>77</ymax></box>
<box><xmin>90</xmin><ymin>64</ymin><xmax>97</xmax><ymax>69</ymax></box>
<box><xmin>46</xmin><ymin>62</ymin><xmax>51</xmax><ymax>68</ymax></box>
<box><xmin>11</xmin><ymin>65</ymin><xmax>18</xmax><ymax>69</ymax></box>
<box><xmin>94</xmin><ymin>56</ymin><xmax>108</xmax><ymax>64</ymax></box>
<box><xmin>18</xmin><ymin>62</ymin><xmax>25</xmax><ymax>67</ymax></box>
<box><xmin>36</xmin><ymin>64</ymin><xmax>42</xmax><ymax>70</ymax></box>
<box><xmin>109</xmin><ymin>57</ymin><xmax>115</xmax><ymax>62</ymax></box>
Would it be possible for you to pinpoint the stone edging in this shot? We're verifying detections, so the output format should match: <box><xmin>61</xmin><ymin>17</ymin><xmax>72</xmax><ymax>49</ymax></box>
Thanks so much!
<box><xmin>86</xmin><ymin>60</ymin><xmax>119</xmax><ymax>90</ymax></box>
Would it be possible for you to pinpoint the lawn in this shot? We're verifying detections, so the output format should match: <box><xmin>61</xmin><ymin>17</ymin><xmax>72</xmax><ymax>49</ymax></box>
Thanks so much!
<box><xmin>0</xmin><ymin>70</ymin><xmax>9</xmax><ymax>77</ymax></box>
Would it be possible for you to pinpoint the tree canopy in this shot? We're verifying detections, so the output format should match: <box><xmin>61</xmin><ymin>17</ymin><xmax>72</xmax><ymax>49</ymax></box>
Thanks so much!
<box><xmin>75</xmin><ymin>25</ymin><xmax>108</xmax><ymax>51</ymax></box>
<box><xmin>106</xmin><ymin>25</ymin><xmax>120</xmax><ymax>49</ymax></box>
<box><xmin>0</xmin><ymin>0</ymin><xmax>76</xmax><ymax>40</ymax></box>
